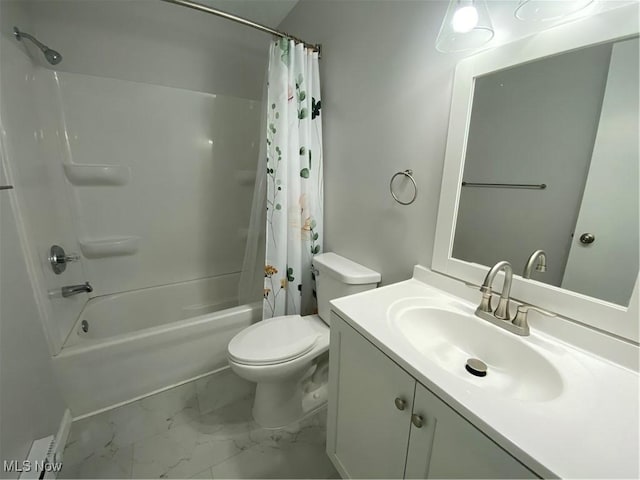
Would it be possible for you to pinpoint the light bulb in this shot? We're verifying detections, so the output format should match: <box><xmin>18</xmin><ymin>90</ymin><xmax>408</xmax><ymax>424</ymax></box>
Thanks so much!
<box><xmin>436</xmin><ymin>0</ymin><xmax>494</xmax><ymax>52</ymax></box>
<box><xmin>452</xmin><ymin>5</ymin><xmax>479</xmax><ymax>33</ymax></box>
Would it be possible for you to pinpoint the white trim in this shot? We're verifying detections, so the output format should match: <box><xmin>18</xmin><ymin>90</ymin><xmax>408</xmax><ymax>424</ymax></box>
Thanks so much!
<box><xmin>433</xmin><ymin>4</ymin><xmax>639</xmax><ymax>342</ymax></box>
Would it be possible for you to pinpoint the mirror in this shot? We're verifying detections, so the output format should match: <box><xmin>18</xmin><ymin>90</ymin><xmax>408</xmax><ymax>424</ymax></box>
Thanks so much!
<box><xmin>432</xmin><ymin>4</ymin><xmax>639</xmax><ymax>341</ymax></box>
<box><xmin>452</xmin><ymin>37</ymin><xmax>639</xmax><ymax>306</ymax></box>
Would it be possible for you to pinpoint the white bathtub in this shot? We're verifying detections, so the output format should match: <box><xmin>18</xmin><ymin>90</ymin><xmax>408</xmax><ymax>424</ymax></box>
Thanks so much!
<box><xmin>52</xmin><ymin>275</ymin><xmax>261</xmax><ymax>416</ymax></box>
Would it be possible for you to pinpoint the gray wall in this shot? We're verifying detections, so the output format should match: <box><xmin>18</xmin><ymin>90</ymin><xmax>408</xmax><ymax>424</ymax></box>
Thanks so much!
<box><xmin>280</xmin><ymin>0</ymin><xmax>462</xmax><ymax>285</ymax></box>
<box><xmin>453</xmin><ymin>45</ymin><xmax>612</xmax><ymax>285</ymax></box>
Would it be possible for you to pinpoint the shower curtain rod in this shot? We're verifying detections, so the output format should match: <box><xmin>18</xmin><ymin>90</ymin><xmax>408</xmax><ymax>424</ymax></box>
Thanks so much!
<box><xmin>160</xmin><ymin>0</ymin><xmax>321</xmax><ymax>56</ymax></box>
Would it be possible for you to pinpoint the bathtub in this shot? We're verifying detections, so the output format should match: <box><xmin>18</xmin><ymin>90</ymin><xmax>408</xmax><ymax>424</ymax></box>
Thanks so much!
<box><xmin>52</xmin><ymin>275</ymin><xmax>261</xmax><ymax>417</ymax></box>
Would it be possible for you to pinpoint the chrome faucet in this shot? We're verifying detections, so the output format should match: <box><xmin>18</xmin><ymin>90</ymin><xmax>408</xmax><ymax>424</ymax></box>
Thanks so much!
<box><xmin>477</xmin><ymin>260</ymin><xmax>513</xmax><ymax>320</ymax></box>
<box><xmin>61</xmin><ymin>282</ymin><xmax>93</xmax><ymax>298</ymax></box>
<box><xmin>523</xmin><ymin>249</ymin><xmax>547</xmax><ymax>279</ymax></box>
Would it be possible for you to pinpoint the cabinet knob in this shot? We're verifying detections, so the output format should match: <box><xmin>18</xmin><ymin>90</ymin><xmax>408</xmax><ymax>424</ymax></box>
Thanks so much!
<box><xmin>411</xmin><ymin>414</ymin><xmax>424</xmax><ymax>428</ymax></box>
<box><xmin>394</xmin><ymin>397</ymin><xmax>407</xmax><ymax>411</ymax></box>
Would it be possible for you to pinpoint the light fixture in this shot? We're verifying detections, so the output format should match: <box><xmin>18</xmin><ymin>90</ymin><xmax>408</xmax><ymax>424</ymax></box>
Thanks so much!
<box><xmin>436</xmin><ymin>0</ymin><xmax>494</xmax><ymax>53</ymax></box>
<box><xmin>514</xmin><ymin>0</ymin><xmax>595</xmax><ymax>21</ymax></box>
<box><xmin>452</xmin><ymin>5</ymin><xmax>479</xmax><ymax>33</ymax></box>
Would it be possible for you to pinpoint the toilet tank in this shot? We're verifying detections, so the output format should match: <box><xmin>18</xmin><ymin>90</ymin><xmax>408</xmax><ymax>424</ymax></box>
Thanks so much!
<box><xmin>312</xmin><ymin>253</ymin><xmax>381</xmax><ymax>325</ymax></box>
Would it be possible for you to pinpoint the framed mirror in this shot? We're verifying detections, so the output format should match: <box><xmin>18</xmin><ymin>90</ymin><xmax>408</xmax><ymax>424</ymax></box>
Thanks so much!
<box><xmin>433</xmin><ymin>4</ymin><xmax>639</xmax><ymax>342</ymax></box>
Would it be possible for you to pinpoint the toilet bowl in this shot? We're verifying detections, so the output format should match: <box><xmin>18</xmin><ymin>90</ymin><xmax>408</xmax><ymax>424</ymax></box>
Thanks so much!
<box><xmin>227</xmin><ymin>252</ymin><xmax>380</xmax><ymax>428</ymax></box>
<box><xmin>228</xmin><ymin>314</ymin><xmax>329</xmax><ymax>427</ymax></box>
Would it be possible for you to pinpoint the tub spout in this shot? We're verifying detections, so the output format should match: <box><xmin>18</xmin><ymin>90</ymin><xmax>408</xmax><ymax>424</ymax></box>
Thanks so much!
<box><xmin>62</xmin><ymin>282</ymin><xmax>93</xmax><ymax>298</ymax></box>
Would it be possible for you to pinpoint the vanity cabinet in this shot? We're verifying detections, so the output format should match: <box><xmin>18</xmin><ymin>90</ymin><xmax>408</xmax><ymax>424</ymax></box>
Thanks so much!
<box><xmin>327</xmin><ymin>313</ymin><xmax>537</xmax><ymax>479</ymax></box>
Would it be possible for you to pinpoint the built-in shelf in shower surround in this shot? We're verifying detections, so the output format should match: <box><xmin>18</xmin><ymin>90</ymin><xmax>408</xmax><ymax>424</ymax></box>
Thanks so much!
<box><xmin>63</xmin><ymin>164</ymin><xmax>131</xmax><ymax>186</ymax></box>
<box><xmin>79</xmin><ymin>236</ymin><xmax>140</xmax><ymax>258</ymax></box>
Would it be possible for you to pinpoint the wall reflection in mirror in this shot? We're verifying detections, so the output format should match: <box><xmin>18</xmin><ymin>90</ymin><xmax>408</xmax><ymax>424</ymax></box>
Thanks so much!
<box><xmin>452</xmin><ymin>36</ymin><xmax>639</xmax><ymax>306</ymax></box>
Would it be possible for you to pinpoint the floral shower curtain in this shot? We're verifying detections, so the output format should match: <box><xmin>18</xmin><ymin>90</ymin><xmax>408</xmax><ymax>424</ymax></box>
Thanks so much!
<box><xmin>263</xmin><ymin>39</ymin><xmax>323</xmax><ymax>319</ymax></box>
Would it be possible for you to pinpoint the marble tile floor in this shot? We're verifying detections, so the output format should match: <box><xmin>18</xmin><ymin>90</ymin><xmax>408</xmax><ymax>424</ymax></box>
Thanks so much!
<box><xmin>59</xmin><ymin>370</ymin><xmax>338</xmax><ymax>479</ymax></box>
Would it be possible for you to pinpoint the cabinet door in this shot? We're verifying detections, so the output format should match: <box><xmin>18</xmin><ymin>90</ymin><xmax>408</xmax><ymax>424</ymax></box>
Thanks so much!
<box><xmin>406</xmin><ymin>383</ymin><xmax>537</xmax><ymax>479</ymax></box>
<box><xmin>327</xmin><ymin>313</ymin><xmax>416</xmax><ymax>479</ymax></box>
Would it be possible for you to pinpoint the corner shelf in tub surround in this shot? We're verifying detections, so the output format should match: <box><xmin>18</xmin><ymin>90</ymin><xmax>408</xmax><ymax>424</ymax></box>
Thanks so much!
<box><xmin>63</xmin><ymin>164</ymin><xmax>131</xmax><ymax>186</ymax></box>
<box><xmin>79</xmin><ymin>236</ymin><xmax>140</xmax><ymax>258</ymax></box>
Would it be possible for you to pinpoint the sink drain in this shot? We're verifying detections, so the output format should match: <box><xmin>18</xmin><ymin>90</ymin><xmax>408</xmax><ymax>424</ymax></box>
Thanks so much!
<box><xmin>465</xmin><ymin>358</ymin><xmax>487</xmax><ymax>377</ymax></box>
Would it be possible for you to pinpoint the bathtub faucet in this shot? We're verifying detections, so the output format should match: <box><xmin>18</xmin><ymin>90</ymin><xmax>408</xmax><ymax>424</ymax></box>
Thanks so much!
<box><xmin>61</xmin><ymin>281</ymin><xmax>93</xmax><ymax>298</ymax></box>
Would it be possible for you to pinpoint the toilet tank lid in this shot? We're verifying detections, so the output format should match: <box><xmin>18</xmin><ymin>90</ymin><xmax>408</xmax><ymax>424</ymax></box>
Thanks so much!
<box><xmin>313</xmin><ymin>252</ymin><xmax>381</xmax><ymax>285</ymax></box>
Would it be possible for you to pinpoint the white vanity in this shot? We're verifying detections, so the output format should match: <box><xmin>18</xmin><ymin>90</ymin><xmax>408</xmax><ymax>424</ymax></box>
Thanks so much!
<box><xmin>326</xmin><ymin>267</ymin><xmax>639</xmax><ymax>478</ymax></box>
<box><xmin>325</xmin><ymin>5</ymin><xmax>639</xmax><ymax>478</ymax></box>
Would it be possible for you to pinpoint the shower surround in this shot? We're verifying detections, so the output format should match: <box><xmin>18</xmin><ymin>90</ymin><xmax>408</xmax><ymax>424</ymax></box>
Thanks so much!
<box><xmin>43</xmin><ymin>69</ymin><xmax>264</xmax><ymax>414</ymax></box>
<box><xmin>51</xmin><ymin>71</ymin><xmax>261</xmax><ymax>298</ymax></box>
<box><xmin>2</xmin><ymin>60</ymin><xmax>264</xmax><ymax>415</ymax></box>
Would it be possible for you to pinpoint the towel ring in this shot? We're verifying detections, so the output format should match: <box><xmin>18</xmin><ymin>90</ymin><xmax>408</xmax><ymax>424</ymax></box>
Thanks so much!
<box><xmin>390</xmin><ymin>169</ymin><xmax>417</xmax><ymax>205</ymax></box>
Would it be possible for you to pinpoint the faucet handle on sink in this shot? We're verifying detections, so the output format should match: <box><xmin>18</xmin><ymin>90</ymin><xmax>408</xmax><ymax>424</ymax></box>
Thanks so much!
<box><xmin>464</xmin><ymin>281</ymin><xmax>491</xmax><ymax>293</ymax></box>
<box><xmin>512</xmin><ymin>304</ymin><xmax>557</xmax><ymax>334</ymax></box>
<box><xmin>464</xmin><ymin>282</ymin><xmax>494</xmax><ymax>312</ymax></box>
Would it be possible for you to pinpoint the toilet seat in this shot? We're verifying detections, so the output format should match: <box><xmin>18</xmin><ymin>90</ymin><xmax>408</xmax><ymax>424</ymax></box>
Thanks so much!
<box><xmin>228</xmin><ymin>315</ymin><xmax>322</xmax><ymax>366</ymax></box>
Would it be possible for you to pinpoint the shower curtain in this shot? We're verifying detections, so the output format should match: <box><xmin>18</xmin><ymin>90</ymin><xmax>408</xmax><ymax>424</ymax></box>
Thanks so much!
<box><xmin>262</xmin><ymin>39</ymin><xmax>323</xmax><ymax>319</ymax></box>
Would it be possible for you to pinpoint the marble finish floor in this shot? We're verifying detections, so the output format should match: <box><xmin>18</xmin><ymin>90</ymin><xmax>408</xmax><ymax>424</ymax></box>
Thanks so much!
<box><xmin>60</xmin><ymin>370</ymin><xmax>338</xmax><ymax>479</ymax></box>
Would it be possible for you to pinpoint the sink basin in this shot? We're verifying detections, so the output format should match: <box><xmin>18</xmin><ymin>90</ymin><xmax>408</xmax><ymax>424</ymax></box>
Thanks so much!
<box><xmin>388</xmin><ymin>299</ymin><xmax>564</xmax><ymax>402</ymax></box>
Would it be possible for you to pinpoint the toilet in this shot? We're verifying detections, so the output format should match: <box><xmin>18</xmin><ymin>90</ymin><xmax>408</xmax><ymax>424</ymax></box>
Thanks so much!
<box><xmin>227</xmin><ymin>252</ymin><xmax>380</xmax><ymax>428</ymax></box>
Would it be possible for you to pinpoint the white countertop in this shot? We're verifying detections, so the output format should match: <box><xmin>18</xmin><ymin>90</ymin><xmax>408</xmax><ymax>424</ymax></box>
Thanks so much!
<box><xmin>330</xmin><ymin>268</ymin><xmax>639</xmax><ymax>478</ymax></box>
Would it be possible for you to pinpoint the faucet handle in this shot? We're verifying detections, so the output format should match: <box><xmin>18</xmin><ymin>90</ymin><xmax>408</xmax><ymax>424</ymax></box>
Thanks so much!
<box><xmin>516</xmin><ymin>304</ymin><xmax>556</xmax><ymax>318</ymax></box>
<box><xmin>512</xmin><ymin>304</ymin><xmax>556</xmax><ymax>333</ymax></box>
<box><xmin>478</xmin><ymin>291</ymin><xmax>493</xmax><ymax>313</ymax></box>
<box><xmin>464</xmin><ymin>282</ymin><xmax>494</xmax><ymax>312</ymax></box>
<box><xmin>49</xmin><ymin>245</ymin><xmax>80</xmax><ymax>275</ymax></box>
